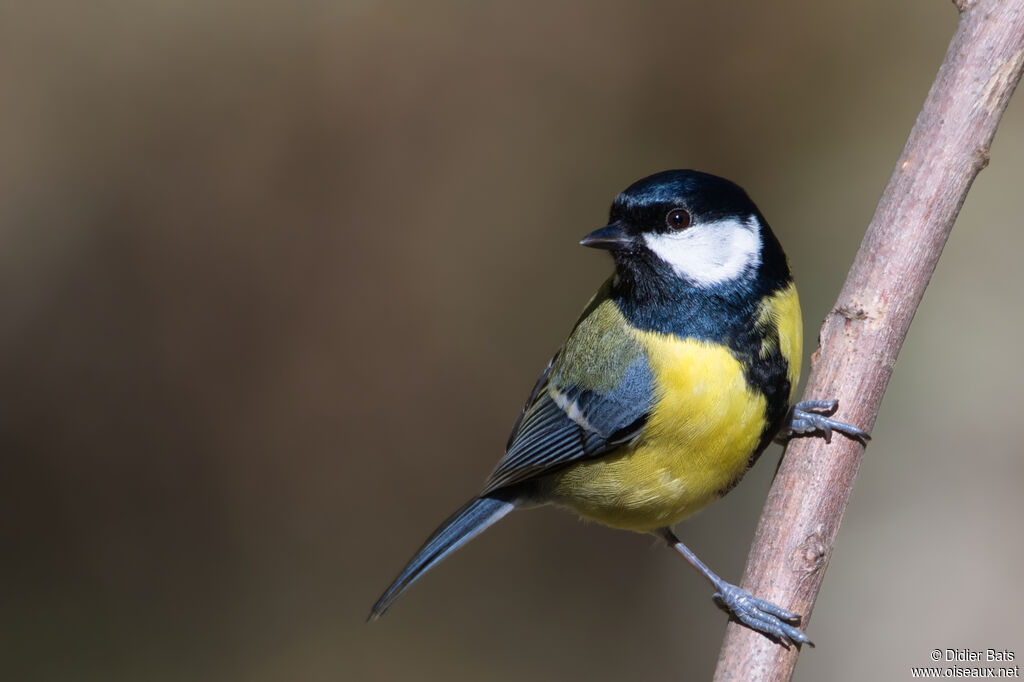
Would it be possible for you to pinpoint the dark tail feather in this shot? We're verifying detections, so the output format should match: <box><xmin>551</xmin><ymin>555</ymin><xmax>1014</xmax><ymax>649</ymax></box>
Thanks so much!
<box><xmin>369</xmin><ymin>496</ymin><xmax>515</xmax><ymax>620</ymax></box>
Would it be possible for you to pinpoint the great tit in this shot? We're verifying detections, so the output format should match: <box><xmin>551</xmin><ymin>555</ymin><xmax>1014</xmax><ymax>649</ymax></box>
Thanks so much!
<box><xmin>369</xmin><ymin>169</ymin><xmax>868</xmax><ymax>645</ymax></box>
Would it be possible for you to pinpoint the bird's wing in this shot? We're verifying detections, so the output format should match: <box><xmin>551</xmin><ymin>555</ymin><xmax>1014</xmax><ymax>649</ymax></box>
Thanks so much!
<box><xmin>505</xmin><ymin>350</ymin><xmax>559</xmax><ymax>452</ymax></box>
<box><xmin>482</xmin><ymin>290</ymin><xmax>654</xmax><ymax>494</ymax></box>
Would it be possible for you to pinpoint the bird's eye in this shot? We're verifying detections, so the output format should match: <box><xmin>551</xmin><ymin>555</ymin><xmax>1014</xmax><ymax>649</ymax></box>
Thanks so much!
<box><xmin>665</xmin><ymin>208</ymin><xmax>691</xmax><ymax>231</ymax></box>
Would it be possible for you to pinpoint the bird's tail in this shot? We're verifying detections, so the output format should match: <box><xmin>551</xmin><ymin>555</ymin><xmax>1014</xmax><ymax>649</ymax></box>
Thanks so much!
<box><xmin>369</xmin><ymin>495</ymin><xmax>515</xmax><ymax>620</ymax></box>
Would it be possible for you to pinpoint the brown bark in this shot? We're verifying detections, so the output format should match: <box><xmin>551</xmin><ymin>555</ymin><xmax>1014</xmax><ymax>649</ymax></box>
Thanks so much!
<box><xmin>713</xmin><ymin>3</ymin><xmax>1024</xmax><ymax>680</ymax></box>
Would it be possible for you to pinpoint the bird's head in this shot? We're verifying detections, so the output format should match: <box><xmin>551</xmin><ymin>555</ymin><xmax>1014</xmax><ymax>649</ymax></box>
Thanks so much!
<box><xmin>582</xmin><ymin>170</ymin><xmax>783</xmax><ymax>296</ymax></box>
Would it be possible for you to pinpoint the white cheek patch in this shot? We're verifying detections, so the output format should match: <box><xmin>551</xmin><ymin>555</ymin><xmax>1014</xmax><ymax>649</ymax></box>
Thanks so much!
<box><xmin>642</xmin><ymin>216</ymin><xmax>762</xmax><ymax>287</ymax></box>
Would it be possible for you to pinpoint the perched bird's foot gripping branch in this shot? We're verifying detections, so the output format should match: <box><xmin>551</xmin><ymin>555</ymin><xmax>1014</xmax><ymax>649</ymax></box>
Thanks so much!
<box><xmin>776</xmin><ymin>399</ymin><xmax>870</xmax><ymax>444</ymax></box>
<box><xmin>657</xmin><ymin>528</ymin><xmax>812</xmax><ymax>648</ymax></box>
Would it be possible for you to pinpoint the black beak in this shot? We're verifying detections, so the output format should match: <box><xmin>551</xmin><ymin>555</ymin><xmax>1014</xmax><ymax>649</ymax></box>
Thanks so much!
<box><xmin>580</xmin><ymin>223</ymin><xmax>633</xmax><ymax>250</ymax></box>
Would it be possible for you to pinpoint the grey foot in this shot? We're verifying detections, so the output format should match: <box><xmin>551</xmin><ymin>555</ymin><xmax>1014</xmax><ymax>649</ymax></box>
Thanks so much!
<box><xmin>777</xmin><ymin>399</ymin><xmax>870</xmax><ymax>444</ymax></box>
<box><xmin>712</xmin><ymin>580</ymin><xmax>812</xmax><ymax>648</ymax></box>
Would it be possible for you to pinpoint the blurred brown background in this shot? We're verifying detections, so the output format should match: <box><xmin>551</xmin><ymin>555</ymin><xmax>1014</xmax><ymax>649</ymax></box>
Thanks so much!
<box><xmin>2</xmin><ymin>2</ymin><xmax>1022</xmax><ymax>681</ymax></box>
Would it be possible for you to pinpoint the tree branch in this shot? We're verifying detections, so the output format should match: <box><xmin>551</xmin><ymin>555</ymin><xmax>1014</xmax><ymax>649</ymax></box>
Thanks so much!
<box><xmin>714</xmin><ymin>3</ymin><xmax>1024</xmax><ymax>680</ymax></box>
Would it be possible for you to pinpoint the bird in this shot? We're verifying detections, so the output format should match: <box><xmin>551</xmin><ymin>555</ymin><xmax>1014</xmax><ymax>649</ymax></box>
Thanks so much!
<box><xmin>368</xmin><ymin>169</ymin><xmax>868</xmax><ymax>645</ymax></box>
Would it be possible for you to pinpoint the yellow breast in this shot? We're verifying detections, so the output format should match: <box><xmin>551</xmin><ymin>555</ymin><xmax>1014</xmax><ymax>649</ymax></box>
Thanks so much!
<box><xmin>550</xmin><ymin>333</ymin><xmax>768</xmax><ymax>532</ymax></box>
<box><xmin>757</xmin><ymin>281</ymin><xmax>803</xmax><ymax>404</ymax></box>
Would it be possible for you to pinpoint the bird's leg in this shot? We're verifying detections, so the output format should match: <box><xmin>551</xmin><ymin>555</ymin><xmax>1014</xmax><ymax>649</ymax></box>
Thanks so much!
<box><xmin>775</xmin><ymin>399</ymin><xmax>870</xmax><ymax>444</ymax></box>
<box><xmin>655</xmin><ymin>527</ymin><xmax>811</xmax><ymax>648</ymax></box>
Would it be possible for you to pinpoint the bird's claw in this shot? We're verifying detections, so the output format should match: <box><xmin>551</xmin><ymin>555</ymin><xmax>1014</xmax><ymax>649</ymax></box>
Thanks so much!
<box><xmin>777</xmin><ymin>399</ymin><xmax>870</xmax><ymax>444</ymax></box>
<box><xmin>712</xmin><ymin>581</ymin><xmax>813</xmax><ymax>648</ymax></box>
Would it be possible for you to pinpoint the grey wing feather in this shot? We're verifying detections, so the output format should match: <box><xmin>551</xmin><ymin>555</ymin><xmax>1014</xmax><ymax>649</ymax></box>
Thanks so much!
<box><xmin>482</xmin><ymin>354</ymin><xmax>653</xmax><ymax>494</ymax></box>
<box><xmin>506</xmin><ymin>351</ymin><xmax>559</xmax><ymax>451</ymax></box>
